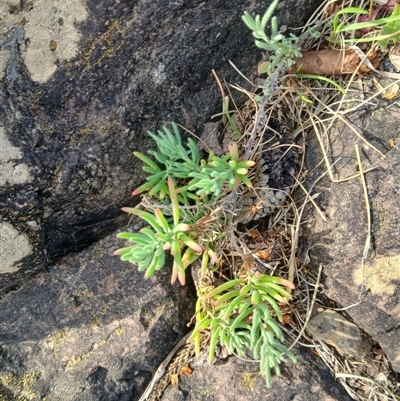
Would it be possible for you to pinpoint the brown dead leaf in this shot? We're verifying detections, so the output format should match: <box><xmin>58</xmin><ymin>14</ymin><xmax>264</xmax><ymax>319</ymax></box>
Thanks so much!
<box><xmin>289</xmin><ymin>50</ymin><xmax>379</xmax><ymax>75</ymax></box>
<box><xmin>237</xmin><ymin>255</ymin><xmax>256</xmax><ymax>278</ymax></box>
<box><xmin>324</xmin><ymin>0</ymin><xmax>342</xmax><ymax>16</ymax></box>
<box><xmin>250</xmin><ymin>201</ymin><xmax>264</xmax><ymax>215</ymax></box>
<box><xmin>383</xmin><ymin>85</ymin><xmax>399</xmax><ymax>100</ymax></box>
<box><xmin>374</xmin><ymin>347</ymin><xmax>386</xmax><ymax>357</ymax></box>
<box><xmin>301</xmin><ymin>265</ymin><xmax>311</xmax><ymax>274</ymax></box>
<box><xmin>254</xmin><ymin>250</ymin><xmax>271</xmax><ymax>260</ymax></box>
<box><xmin>248</xmin><ymin>229</ymin><xmax>260</xmax><ymax>239</ymax></box>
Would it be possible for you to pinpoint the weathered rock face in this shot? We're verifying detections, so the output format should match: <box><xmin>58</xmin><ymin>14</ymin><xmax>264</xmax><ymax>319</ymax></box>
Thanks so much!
<box><xmin>161</xmin><ymin>348</ymin><xmax>354</xmax><ymax>401</ymax></box>
<box><xmin>0</xmin><ymin>232</ymin><xmax>196</xmax><ymax>400</ymax></box>
<box><xmin>303</xmin><ymin>88</ymin><xmax>400</xmax><ymax>373</ymax></box>
<box><xmin>0</xmin><ymin>0</ymin><xmax>321</xmax><ymax>290</ymax></box>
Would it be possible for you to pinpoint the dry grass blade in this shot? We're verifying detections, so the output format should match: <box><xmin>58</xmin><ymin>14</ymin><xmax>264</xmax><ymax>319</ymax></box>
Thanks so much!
<box><xmin>355</xmin><ymin>144</ymin><xmax>372</xmax><ymax>260</ymax></box>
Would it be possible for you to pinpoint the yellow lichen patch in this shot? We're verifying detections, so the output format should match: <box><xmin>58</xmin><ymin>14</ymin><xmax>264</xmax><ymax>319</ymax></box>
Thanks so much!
<box><xmin>92</xmin><ymin>339</ymin><xmax>107</xmax><ymax>350</ymax></box>
<box><xmin>82</xmin><ymin>19</ymin><xmax>131</xmax><ymax>71</ymax></box>
<box><xmin>89</xmin><ymin>305</ymin><xmax>110</xmax><ymax>329</ymax></box>
<box><xmin>64</xmin><ymin>351</ymin><xmax>90</xmax><ymax>370</ymax></box>
<box><xmin>139</xmin><ymin>299</ymin><xmax>175</xmax><ymax>330</ymax></box>
<box><xmin>354</xmin><ymin>255</ymin><xmax>400</xmax><ymax>296</ymax></box>
<box><xmin>73</xmin><ymin>287</ymin><xmax>94</xmax><ymax>299</ymax></box>
<box><xmin>0</xmin><ymin>371</ymin><xmax>40</xmax><ymax>401</ymax></box>
<box><xmin>79</xmin><ymin>125</ymin><xmax>97</xmax><ymax>135</ymax></box>
<box><xmin>65</xmin><ymin>332</ymin><xmax>114</xmax><ymax>370</ymax></box>
<box><xmin>241</xmin><ymin>372</ymin><xmax>258</xmax><ymax>392</ymax></box>
<box><xmin>72</xmin><ymin>288</ymin><xmax>111</xmax><ymax>329</ymax></box>
<box><xmin>113</xmin><ymin>327</ymin><xmax>124</xmax><ymax>336</ymax></box>
<box><xmin>90</xmin><ymin>318</ymin><xmax>101</xmax><ymax>329</ymax></box>
<box><xmin>43</xmin><ymin>329</ymin><xmax>70</xmax><ymax>356</ymax></box>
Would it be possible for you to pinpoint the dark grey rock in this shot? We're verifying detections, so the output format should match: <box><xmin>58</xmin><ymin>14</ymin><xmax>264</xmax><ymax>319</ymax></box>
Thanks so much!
<box><xmin>0</xmin><ymin>233</ymin><xmax>354</xmax><ymax>401</ymax></box>
<box><xmin>0</xmin><ymin>232</ymin><xmax>196</xmax><ymax>400</ymax></box>
<box><xmin>1</xmin><ymin>1</ymin><xmax>373</xmax><ymax>400</ymax></box>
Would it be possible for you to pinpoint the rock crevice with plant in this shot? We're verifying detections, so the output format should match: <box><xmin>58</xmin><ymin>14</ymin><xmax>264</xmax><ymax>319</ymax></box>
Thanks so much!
<box><xmin>114</xmin><ymin>115</ymin><xmax>298</xmax><ymax>389</ymax></box>
<box><xmin>115</xmin><ymin>0</ymin><xmax>400</xmax><ymax>400</ymax></box>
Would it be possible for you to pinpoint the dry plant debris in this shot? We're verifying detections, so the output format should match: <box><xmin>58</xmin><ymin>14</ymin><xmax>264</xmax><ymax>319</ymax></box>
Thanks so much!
<box><xmin>247</xmin><ymin>0</ymin><xmax>400</xmax><ymax>400</ymax></box>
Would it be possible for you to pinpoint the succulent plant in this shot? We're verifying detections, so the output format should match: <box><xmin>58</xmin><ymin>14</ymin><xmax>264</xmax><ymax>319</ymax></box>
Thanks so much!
<box><xmin>115</xmin><ymin>123</ymin><xmax>296</xmax><ymax>386</ymax></box>
<box><xmin>189</xmin><ymin>273</ymin><xmax>296</xmax><ymax>387</ymax></box>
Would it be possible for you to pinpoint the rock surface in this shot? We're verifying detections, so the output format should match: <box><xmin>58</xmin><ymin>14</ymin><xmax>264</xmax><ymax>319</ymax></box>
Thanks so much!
<box><xmin>0</xmin><ymin>0</ymin><xmax>320</xmax><ymax>289</ymax></box>
<box><xmin>303</xmin><ymin>84</ymin><xmax>400</xmax><ymax>373</ymax></box>
<box><xmin>0</xmin><ymin>232</ymin><xmax>356</xmax><ymax>401</ymax></box>
<box><xmin>160</xmin><ymin>348</ymin><xmax>354</xmax><ymax>401</ymax></box>
<box><xmin>308</xmin><ymin>309</ymin><xmax>372</xmax><ymax>360</ymax></box>
<box><xmin>0</xmin><ymin>232</ymin><xmax>196</xmax><ymax>400</ymax></box>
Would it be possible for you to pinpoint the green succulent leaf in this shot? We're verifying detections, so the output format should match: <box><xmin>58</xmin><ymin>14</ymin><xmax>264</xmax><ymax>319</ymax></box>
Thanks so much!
<box><xmin>154</xmin><ymin>208</ymin><xmax>171</xmax><ymax>233</ymax></box>
<box><xmin>148</xmin><ymin>179</ymin><xmax>169</xmax><ymax>198</ymax></box>
<box><xmin>215</xmin><ymin>289</ymin><xmax>241</xmax><ymax>305</ymax></box>
<box><xmin>205</xmin><ymin>279</ymin><xmax>245</xmax><ymax>299</ymax></box>
<box><xmin>144</xmin><ymin>254</ymin><xmax>163</xmax><ymax>278</ymax></box>
<box><xmin>380</xmin><ymin>3</ymin><xmax>400</xmax><ymax>49</ymax></box>
<box><xmin>133</xmin><ymin>151</ymin><xmax>161</xmax><ymax>172</ymax></box>
<box><xmin>256</xmin><ymin>299</ymin><xmax>272</xmax><ymax>321</ymax></box>
<box><xmin>222</xmin><ymin>294</ymin><xmax>248</xmax><ymax>322</ymax></box>
<box><xmin>193</xmin><ymin>315</ymin><xmax>213</xmax><ymax>334</ymax></box>
<box><xmin>242</xmin><ymin>11</ymin><xmax>258</xmax><ymax>31</ymax></box>
<box><xmin>113</xmin><ymin>246</ymin><xmax>134</xmax><ymax>256</ymax></box>
<box><xmin>262</xmin><ymin>0</ymin><xmax>278</xmax><ymax>30</ymax></box>
<box><xmin>208</xmin><ymin>325</ymin><xmax>220</xmax><ymax>364</ymax></box>
<box><xmin>230</xmin><ymin>304</ymin><xmax>254</xmax><ymax>331</ymax></box>
<box><xmin>265</xmin><ymin>319</ymin><xmax>285</xmax><ymax>342</ymax></box>
<box><xmin>180</xmin><ymin>235</ymin><xmax>203</xmax><ymax>253</ymax></box>
<box><xmin>250</xmin><ymin>309</ymin><xmax>261</xmax><ymax>347</ymax></box>
<box><xmin>132</xmin><ymin>180</ymin><xmax>157</xmax><ymax>196</ymax></box>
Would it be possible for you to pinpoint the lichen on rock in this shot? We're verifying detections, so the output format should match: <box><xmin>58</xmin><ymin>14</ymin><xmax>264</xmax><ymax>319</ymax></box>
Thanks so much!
<box><xmin>0</xmin><ymin>0</ymin><xmax>88</xmax><ymax>83</ymax></box>
<box><xmin>0</xmin><ymin>221</ymin><xmax>32</xmax><ymax>274</ymax></box>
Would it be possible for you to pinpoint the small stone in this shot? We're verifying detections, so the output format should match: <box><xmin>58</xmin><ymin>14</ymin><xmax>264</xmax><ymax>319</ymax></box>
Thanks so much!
<box><xmin>308</xmin><ymin>309</ymin><xmax>372</xmax><ymax>360</ymax></box>
<box><xmin>199</xmin><ymin>122</ymin><xmax>224</xmax><ymax>156</ymax></box>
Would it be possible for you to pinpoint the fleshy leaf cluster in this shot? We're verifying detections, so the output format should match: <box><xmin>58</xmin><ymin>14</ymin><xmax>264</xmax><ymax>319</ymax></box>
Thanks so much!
<box><xmin>190</xmin><ymin>273</ymin><xmax>296</xmax><ymax>387</ymax></box>
<box><xmin>242</xmin><ymin>0</ymin><xmax>302</xmax><ymax>67</ymax></box>
<box><xmin>115</xmin><ymin>123</ymin><xmax>253</xmax><ymax>284</ymax></box>
<box><xmin>133</xmin><ymin>123</ymin><xmax>254</xmax><ymax>203</ymax></box>
<box><xmin>115</xmin><ymin>122</ymin><xmax>296</xmax><ymax>386</ymax></box>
